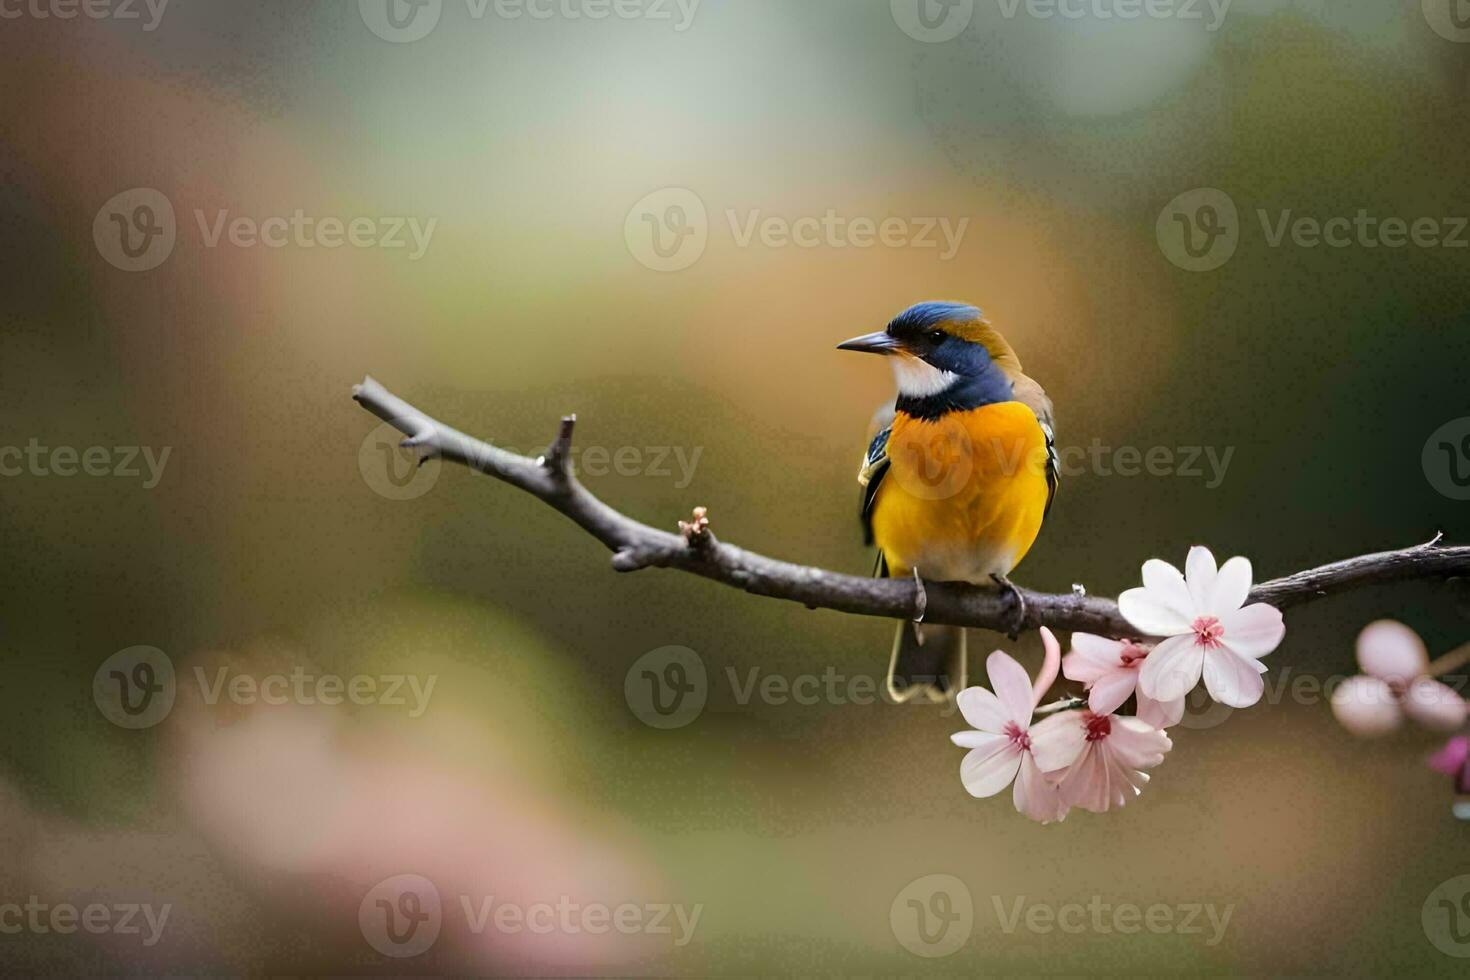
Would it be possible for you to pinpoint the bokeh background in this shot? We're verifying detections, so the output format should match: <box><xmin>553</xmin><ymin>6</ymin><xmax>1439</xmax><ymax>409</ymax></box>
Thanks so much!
<box><xmin>2</xmin><ymin>0</ymin><xmax>1470</xmax><ymax>973</ymax></box>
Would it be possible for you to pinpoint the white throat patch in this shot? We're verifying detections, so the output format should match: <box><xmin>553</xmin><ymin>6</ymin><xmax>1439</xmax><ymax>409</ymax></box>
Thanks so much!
<box><xmin>890</xmin><ymin>355</ymin><xmax>958</xmax><ymax>398</ymax></box>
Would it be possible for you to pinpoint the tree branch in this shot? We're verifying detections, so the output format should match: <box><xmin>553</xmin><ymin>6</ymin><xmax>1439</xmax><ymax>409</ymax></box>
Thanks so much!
<box><xmin>353</xmin><ymin>377</ymin><xmax>1470</xmax><ymax>638</ymax></box>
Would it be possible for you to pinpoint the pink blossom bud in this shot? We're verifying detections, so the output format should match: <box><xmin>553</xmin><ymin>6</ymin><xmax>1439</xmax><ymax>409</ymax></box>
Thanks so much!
<box><xmin>1355</xmin><ymin>620</ymin><xmax>1428</xmax><ymax>683</ymax></box>
<box><xmin>1330</xmin><ymin>675</ymin><xmax>1401</xmax><ymax>736</ymax></box>
<box><xmin>1402</xmin><ymin>677</ymin><xmax>1469</xmax><ymax>732</ymax></box>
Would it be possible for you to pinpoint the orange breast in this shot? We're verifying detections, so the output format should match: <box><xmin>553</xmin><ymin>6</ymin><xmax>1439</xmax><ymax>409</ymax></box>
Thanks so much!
<box><xmin>871</xmin><ymin>402</ymin><xmax>1050</xmax><ymax>584</ymax></box>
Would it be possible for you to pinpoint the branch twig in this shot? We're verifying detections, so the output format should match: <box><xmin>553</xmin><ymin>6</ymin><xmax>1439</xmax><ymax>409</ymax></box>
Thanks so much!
<box><xmin>353</xmin><ymin>377</ymin><xmax>1470</xmax><ymax>638</ymax></box>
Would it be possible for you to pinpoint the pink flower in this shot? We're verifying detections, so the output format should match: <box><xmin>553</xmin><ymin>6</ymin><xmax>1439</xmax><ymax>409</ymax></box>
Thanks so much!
<box><xmin>1063</xmin><ymin>633</ymin><xmax>1186</xmax><ymax>728</ymax></box>
<box><xmin>1330</xmin><ymin>620</ymin><xmax>1468</xmax><ymax>737</ymax></box>
<box><xmin>1120</xmin><ymin>546</ymin><xmax>1285</xmax><ymax>708</ymax></box>
<box><xmin>1428</xmin><ymin>736</ymin><xmax>1469</xmax><ymax>795</ymax></box>
<box><xmin>1029</xmin><ymin>709</ymin><xmax>1172</xmax><ymax>813</ymax></box>
<box><xmin>951</xmin><ymin>628</ymin><xmax>1074</xmax><ymax>823</ymax></box>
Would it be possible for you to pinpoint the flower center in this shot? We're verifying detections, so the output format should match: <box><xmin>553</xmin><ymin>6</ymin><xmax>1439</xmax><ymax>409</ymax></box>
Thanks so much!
<box><xmin>1191</xmin><ymin>615</ymin><xmax>1225</xmax><ymax>649</ymax></box>
<box><xmin>1083</xmin><ymin>711</ymin><xmax>1112</xmax><ymax>742</ymax></box>
<box><xmin>1118</xmin><ymin>640</ymin><xmax>1148</xmax><ymax>669</ymax></box>
<box><xmin>1003</xmin><ymin>721</ymin><xmax>1031</xmax><ymax>752</ymax></box>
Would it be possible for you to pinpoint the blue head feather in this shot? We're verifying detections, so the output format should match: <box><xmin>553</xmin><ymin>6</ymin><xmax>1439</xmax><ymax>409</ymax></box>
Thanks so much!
<box><xmin>888</xmin><ymin>302</ymin><xmax>982</xmax><ymax>333</ymax></box>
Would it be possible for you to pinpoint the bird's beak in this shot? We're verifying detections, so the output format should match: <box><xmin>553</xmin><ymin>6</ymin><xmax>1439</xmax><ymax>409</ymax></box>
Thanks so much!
<box><xmin>836</xmin><ymin>331</ymin><xmax>903</xmax><ymax>356</ymax></box>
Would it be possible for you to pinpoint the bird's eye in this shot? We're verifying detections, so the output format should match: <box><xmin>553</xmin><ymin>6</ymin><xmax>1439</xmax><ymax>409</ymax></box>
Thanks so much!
<box><xmin>927</xmin><ymin>329</ymin><xmax>946</xmax><ymax>344</ymax></box>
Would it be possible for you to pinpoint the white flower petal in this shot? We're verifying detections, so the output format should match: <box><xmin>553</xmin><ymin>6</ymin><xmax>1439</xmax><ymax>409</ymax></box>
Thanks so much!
<box><xmin>1087</xmin><ymin>669</ymin><xmax>1138</xmax><ymax>717</ymax></box>
<box><xmin>951</xmin><ymin>730</ymin><xmax>1008</xmax><ymax>751</ymax></box>
<box><xmin>1028</xmin><ymin>711</ymin><xmax>1087</xmax><ymax>772</ymax></box>
<box><xmin>1013</xmin><ymin>753</ymin><xmax>1068</xmax><ymax>824</ymax></box>
<box><xmin>1355</xmin><ymin>620</ymin><xmax>1428</xmax><ymax>682</ymax></box>
<box><xmin>1105</xmin><ymin>716</ymin><xmax>1172</xmax><ymax>769</ymax></box>
<box><xmin>1184</xmin><ymin>546</ymin><xmax>1218</xmax><ymax>611</ymax></box>
<box><xmin>1329</xmin><ymin>676</ymin><xmax>1401</xmax><ymax>737</ymax></box>
<box><xmin>1118</xmin><ymin>587</ymin><xmax>1192</xmax><ymax>637</ymax></box>
<box><xmin>1058</xmin><ymin>742</ymin><xmax>1151</xmax><ymax>813</ymax></box>
<box><xmin>960</xmin><ymin>742</ymin><xmax>1023</xmax><ymax>798</ymax></box>
<box><xmin>1201</xmin><ymin>647</ymin><xmax>1266</xmax><ymax>708</ymax></box>
<box><xmin>956</xmin><ymin>686</ymin><xmax>1007</xmax><ymax>734</ymax></box>
<box><xmin>1402</xmin><ymin>678</ymin><xmax>1469</xmax><ymax>732</ymax></box>
<box><xmin>1137</xmin><ymin>633</ymin><xmax>1203</xmax><ymax>701</ymax></box>
<box><xmin>1220</xmin><ymin>603</ymin><xmax>1285</xmax><ymax>660</ymax></box>
<box><xmin>1064</xmin><ymin>633</ymin><xmax>1125</xmax><ymax>683</ymax></box>
<box><xmin>1141</xmin><ymin>559</ymin><xmax>1195</xmax><ymax>621</ymax></box>
<box><xmin>986</xmin><ymin>650</ymin><xmax>1035</xmax><ymax>728</ymax></box>
<box><xmin>1136</xmin><ymin>690</ymin><xmax>1185</xmax><ymax>729</ymax></box>
<box><xmin>1208</xmin><ymin>556</ymin><xmax>1252</xmax><ymax>615</ymax></box>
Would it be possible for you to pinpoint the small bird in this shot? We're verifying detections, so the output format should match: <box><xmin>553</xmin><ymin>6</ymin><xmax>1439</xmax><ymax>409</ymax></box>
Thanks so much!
<box><xmin>838</xmin><ymin>302</ymin><xmax>1058</xmax><ymax>703</ymax></box>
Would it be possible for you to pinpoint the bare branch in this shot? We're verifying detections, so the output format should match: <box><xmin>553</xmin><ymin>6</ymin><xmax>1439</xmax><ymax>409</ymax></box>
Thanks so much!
<box><xmin>352</xmin><ymin>377</ymin><xmax>1470</xmax><ymax>638</ymax></box>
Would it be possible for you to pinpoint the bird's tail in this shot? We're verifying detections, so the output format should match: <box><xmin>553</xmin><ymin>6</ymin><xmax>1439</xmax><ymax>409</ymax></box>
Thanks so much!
<box><xmin>887</xmin><ymin>621</ymin><xmax>967</xmax><ymax>703</ymax></box>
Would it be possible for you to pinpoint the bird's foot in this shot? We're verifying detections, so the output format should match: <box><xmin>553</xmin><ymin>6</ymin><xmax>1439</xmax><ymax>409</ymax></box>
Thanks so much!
<box><xmin>911</xmin><ymin>567</ymin><xmax>927</xmax><ymax>646</ymax></box>
<box><xmin>991</xmin><ymin>573</ymin><xmax>1027</xmax><ymax>640</ymax></box>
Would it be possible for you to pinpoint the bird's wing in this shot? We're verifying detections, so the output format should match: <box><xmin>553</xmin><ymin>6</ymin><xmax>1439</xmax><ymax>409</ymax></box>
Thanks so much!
<box><xmin>858</xmin><ymin>405</ymin><xmax>894</xmax><ymax>563</ymax></box>
<box><xmin>1012</xmin><ymin>373</ymin><xmax>1060</xmax><ymax>517</ymax></box>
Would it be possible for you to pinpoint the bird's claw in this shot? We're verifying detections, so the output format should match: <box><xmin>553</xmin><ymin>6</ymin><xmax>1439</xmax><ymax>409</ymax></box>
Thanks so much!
<box><xmin>992</xmin><ymin>573</ymin><xmax>1027</xmax><ymax>640</ymax></box>
<box><xmin>911</xmin><ymin>567</ymin><xmax>927</xmax><ymax>646</ymax></box>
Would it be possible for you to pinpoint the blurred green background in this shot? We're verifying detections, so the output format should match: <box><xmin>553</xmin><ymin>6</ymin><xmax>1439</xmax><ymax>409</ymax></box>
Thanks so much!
<box><xmin>2</xmin><ymin>0</ymin><xmax>1469</xmax><ymax>973</ymax></box>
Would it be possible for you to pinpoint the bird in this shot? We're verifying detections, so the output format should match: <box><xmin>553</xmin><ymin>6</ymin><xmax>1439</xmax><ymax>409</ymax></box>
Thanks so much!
<box><xmin>838</xmin><ymin>301</ymin><xmax>1058</xmax><ymax>704</ymax></box>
